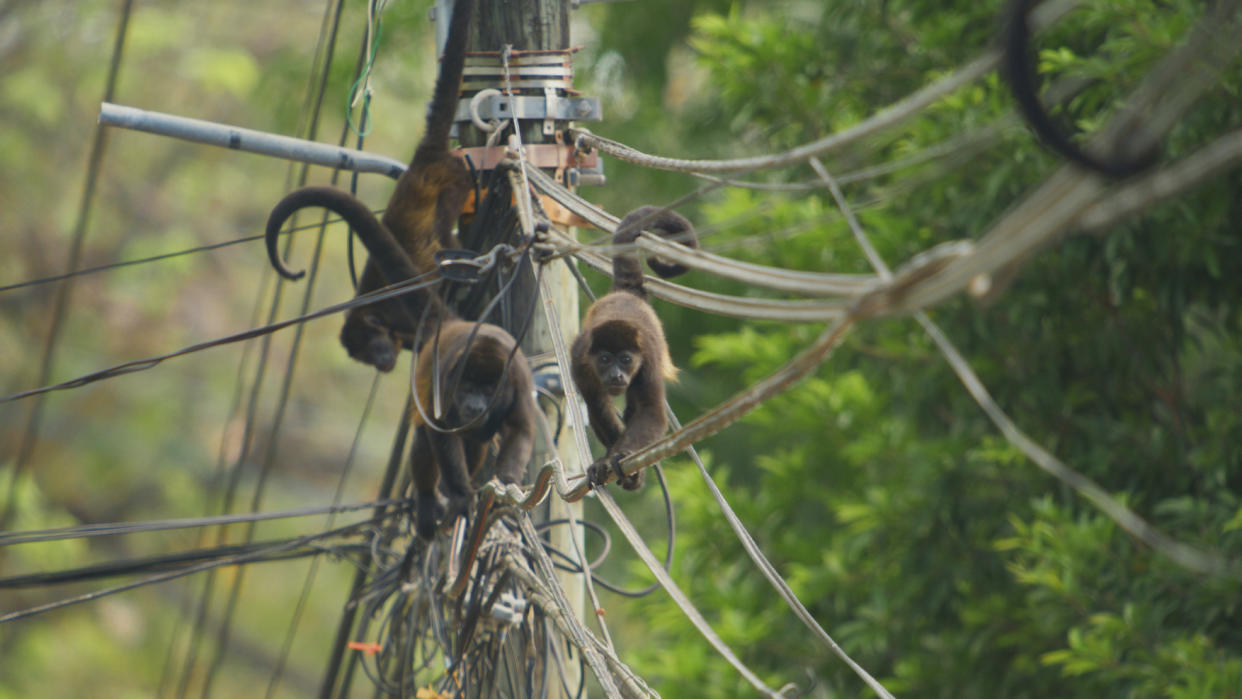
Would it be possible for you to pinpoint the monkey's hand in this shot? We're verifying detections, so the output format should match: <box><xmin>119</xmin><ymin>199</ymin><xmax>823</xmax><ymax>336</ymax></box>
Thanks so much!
<box><xmin>587</xmin><ymin>452</ymin><xmax>644</xmax><ymax>491</ymax></box>
<box><xmin>415</xmin><ymin>490</ymin><xmax>447</xmax><ymax>540</ymax></box>
<box><xmin>442</xmin><ymin>493</ymin><xmax>476</xmax><ymax>532</ymax></box>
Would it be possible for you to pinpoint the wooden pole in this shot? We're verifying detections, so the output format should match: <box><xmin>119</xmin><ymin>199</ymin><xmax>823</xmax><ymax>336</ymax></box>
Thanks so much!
<box><xmin>460</xmin><ymin>1</ymin><xmax>586</xmax><ymax>696</ymax></box>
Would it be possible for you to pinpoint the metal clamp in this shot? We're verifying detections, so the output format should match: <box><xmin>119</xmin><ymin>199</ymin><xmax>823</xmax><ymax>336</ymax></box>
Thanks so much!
<box><xmin>542</xmin><ymin>86</ymin><xmax>559</xmax><ymax>135</ymax></box>
<box><xmin>454</xmin><ymin>94</ymin><xmax>601</xmax><ymax>123</ymax></box>
<box><xmin>455</xmin><ymin>143</ymin><xmax>599</xmax><ymax>170</ymax></box>
<box><xmin>434</xmin><ymin>244</ymin><xmax>517</xmax><ymax>282</ymax></box>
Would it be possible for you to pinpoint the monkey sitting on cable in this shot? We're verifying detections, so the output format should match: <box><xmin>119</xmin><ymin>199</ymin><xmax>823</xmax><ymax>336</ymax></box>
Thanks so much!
<box><xmin>265</xmin><ymin>186</ymin><xmax>538</xmax><ymax>540</ymax></box>
<box><xmin>570</xmin><ymin>206</ymin><xmax>698</xmax><ymax>491</ymax></box>
<box><xmin>265</xmin><ymin>0</ymin><xmax>475</xmax><ymax>372</ymax></box>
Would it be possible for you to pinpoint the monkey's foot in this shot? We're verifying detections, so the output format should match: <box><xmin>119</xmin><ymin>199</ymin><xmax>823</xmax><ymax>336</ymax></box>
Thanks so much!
<box><xmin>443</xmin><ymin>494</ymin><xmax>475</xmax><ymax>531</ymax></box>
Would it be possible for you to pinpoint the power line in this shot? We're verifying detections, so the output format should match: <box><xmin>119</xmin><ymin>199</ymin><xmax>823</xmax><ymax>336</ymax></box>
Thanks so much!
<box><xmin>0</xmin><ymin>214</ymin><xmax>385</xmax><ymax>295</ymax></box>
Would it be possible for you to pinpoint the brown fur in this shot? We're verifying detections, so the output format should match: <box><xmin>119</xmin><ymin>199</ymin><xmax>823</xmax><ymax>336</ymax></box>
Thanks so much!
<box><xmin>263</xmin><ymin>186</ymin><xmax>536</xmax><ymax>540</ymax></box>
<box><xmin>581</xmin><ymin>301</ymin><xmax>676</xmax><ymax>382</ymax></box>
<box><xmin>266</xmin><ymin>0</ymin><xmax>475</xmax><ymax>371</ymax></box>
<box><xmin>410</xmin><ymin>320</ymin><xmax>537</xmax><ymax>540</ymax></box>
<box><xmin>570</xmin><ymin>206</ymin><xmax>697</xmax><ymax>490</ymax></box>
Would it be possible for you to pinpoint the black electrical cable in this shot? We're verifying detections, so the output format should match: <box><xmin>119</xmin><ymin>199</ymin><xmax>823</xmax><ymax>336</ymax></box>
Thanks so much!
<box><xmin>265</xmin><ymin>372</ymin><xmax>385</xmax><ymax>699</ymax></box>
<box><xmin>0</xmin><ymin>540</ymin><xmax>367</xmax><ymax>589</ymax></box>
<box><xmin>196</xmin><ymin>0</ymin><xmax>357</xmax><ymax>694</ymax></box>
<box><xmin>537</xmin><ymin>465</ymin><xmax>676</xmax><ymax>598</ymax></box>
<box><xmin>0</xmin><ymin>273</ymin><xmax>440</xmax><ymax>406</ymax></box>
<box><xmin>0</xmin><ymin>499</ymin><xmax>403</xmax><ymax>546</ymax></box>
<box><xmin>0</xmin><ymin>520</ymin><xmax>376</xmax><ymax>624</ymax></box>
<box><xmin>0</xmin><ymin>216</ymin><xmax>380</xmax><ymax>296</ymax></box>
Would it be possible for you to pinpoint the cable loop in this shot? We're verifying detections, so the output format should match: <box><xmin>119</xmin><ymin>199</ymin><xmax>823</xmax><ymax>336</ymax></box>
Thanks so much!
<box><xmin>468</xmin><ymin>87</ymin><xmax>503</xmax><ymax>132</ymax></box>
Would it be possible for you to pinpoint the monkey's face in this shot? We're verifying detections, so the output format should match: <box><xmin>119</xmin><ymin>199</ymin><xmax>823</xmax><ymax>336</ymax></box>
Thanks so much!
<box><xmin>448</xmin><ymin>373</ymin><xmax>508</xmax><ymax>426</ymax></box>
<box><xmin>453</xmin><ymin>380</ymin><xmax>492</xmax><ymax>423</ymax></box>
<box><xmin>341</xmin><ymin>315</ymin><xmax>399</xmax><ymax>372</ymax></box>
<box><xmin>362</xmin><ymin>335</ymin><xmax>399</xmax><ymax>373</ymax></box>
<box><xmin>591</xmin><ymin>350</ymin><xmax>641</xmax><ymax>396</ymax></box>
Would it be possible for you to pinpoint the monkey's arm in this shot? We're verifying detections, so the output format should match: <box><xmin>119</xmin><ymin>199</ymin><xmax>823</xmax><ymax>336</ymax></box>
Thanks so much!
<box><xmin>570</xmin><ymin>351</ymin><xmax>626</xmax><ymax>447</ymax></box>
<box><xmin>494</xmin><ymin>394</ymin><xmax>537</xmax><ymax>485</ymax></box>
<box><xmin>582</xmin><ymin>384</ymin><xmax>625</xmax><ymax>448</ymax></box>
<box><xmin>574</xmin><ymin>371</ymin><xmax>637</xmax><ymax>489</ymax></box>
<box><xmin>587</xmin><ymin>375</ymin><xmax>666</xmax><ymax>490</ymax></box>
<box><xmin>427</xmin><ymin>431</ymin><xmax>473</xmax><ymax>498</ymax></box>
<box><xmin>613</xmin><ymin>374</ymin><xmax>667</xmax><ymax>457</ymax></box>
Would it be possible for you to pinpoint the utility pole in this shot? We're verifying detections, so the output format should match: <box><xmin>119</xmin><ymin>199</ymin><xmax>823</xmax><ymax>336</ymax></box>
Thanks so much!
<box><xmin>454</xmin><ymin>1</ymin><xmax>590</xmax><ymax>696</ymax></box>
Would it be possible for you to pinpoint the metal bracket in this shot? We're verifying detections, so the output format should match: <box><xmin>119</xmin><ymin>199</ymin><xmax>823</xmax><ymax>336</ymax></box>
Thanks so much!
<box><xmin>455</xmin><ymin>142</ymin><xmax>598</xmax><ymax>171</ymax></box>
<box><xmin>542</xmin><ymin>87</ymin><xmax>559</xmax><ymax>135</ymax></box>
<box><xmin>565</xmin><ymin>166</ymin><xmax>606</xmax><ymax>187</ymax></box>
<box><xmin>453</xmin><ymin>94</ymin><xmax>601</xmax><ymax>123</ymax></box>
<box><xmin>462</xmin><ymin>50</ymin><xmax>577</xmax><ymax>91</ymax></box>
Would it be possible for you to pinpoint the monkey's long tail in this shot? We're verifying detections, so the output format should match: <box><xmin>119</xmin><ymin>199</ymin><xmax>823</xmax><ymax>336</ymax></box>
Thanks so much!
<box><xmin>610</xmin><ymin>205</ymin><xmax>698</xmax><ymax>296</ymax></box>
<box><xmin>418</xmin><ymin>0</ymin><xmax>475</xmax><ymax>161</ymax></box>
<box><xmin>264</xmin><ymin>185</ymin><xmax>419</xmax><ymax>285</ymax></box>
<box><xmin>1000</xmin><ymin>0</ymin><xmax>1154</xmax><ymax>177</ymax></box>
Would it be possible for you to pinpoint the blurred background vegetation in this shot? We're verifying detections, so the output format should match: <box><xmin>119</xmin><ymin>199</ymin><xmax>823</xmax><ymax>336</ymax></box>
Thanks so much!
<box><xmin>2</xmin><ymin>0</ymin><xmax>1240</xmax><ymax>696</ymax></box>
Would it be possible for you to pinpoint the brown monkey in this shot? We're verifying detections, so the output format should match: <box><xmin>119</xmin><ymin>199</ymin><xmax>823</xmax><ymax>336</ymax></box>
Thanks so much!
<box><xmin>265</xmin><ymin>0</ymin><xmax>475</xmax><ymax>371</ymax></box>
<box><xmin>570</xmin><ymin>206</ymin><xmax>698</xmax><ymax>490</ymax></box>
<box><xmin>410</xmin><ymin>320</ymin><xmax>537</xmax><ymax>539</ymax></box>
<box><xmin>265</xmin><ymin>187</ymin><xmax>538</xmax><ymax>540</ymax></box>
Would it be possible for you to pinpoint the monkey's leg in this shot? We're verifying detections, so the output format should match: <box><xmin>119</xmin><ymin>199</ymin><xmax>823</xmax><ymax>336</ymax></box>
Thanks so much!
<box><xmin>410</xmin><ymin>427</ymin><xmax>444</xmax><ymax>540</ymax></box>
<box><xmin>427</xmin><ymin>431</ymin><xmax>480</xmax><ymax>533</ymax></box>
<box><xmin>493</xmin><ymin>405</ymin><xmax>536</xmax><ymax>485</ymax></box>
<box><xmin>432</xmin><ymin>169</ymin><xmax>471</xmax><ymax>249</ymax></box>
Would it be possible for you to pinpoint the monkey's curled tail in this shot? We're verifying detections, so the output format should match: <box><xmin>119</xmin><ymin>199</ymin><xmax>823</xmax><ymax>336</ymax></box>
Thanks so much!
<box><xmin>265</xmin><ymin>186</ymin><xmax>425</xmax><ymax>285</ymax></box>
<box><xmin>265</xmin><ymin>185</ymin><xmax>457</xmax><ymax>326</ymax></box>
<box><xmin>610</xmin><ymin>205</ymin><xmax>698</xmax><ymax>297</ymax></box>
<box><xmin>1001</xmin><ymin>0</ymin><xmax>1155</xmax><ymax>177</ymax></box>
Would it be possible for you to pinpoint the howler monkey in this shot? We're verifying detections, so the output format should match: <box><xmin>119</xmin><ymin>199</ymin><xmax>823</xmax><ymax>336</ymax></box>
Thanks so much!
<box><xmin>1001</xmin><ymin>0</ymin><xmax>1155</xmax><ymax>177</ymax></box>
<box><xmin>266</xmin><ymin>186</ymin><xmax>538</xmax><ymax>540</ymax></box>
<box><xmin>570</xmin><ymin>206</ymin><xmax>698</xmax><ymax>491</ymax></box>
<box><xmin>410</xmin><ymin>319</ymin><xmax>537</xmax><ymax>539</ymax></box>
<box><xmin>265</xmin><ymin>0</ymin><xmax>475</xmax><ymax>372</ymax></box>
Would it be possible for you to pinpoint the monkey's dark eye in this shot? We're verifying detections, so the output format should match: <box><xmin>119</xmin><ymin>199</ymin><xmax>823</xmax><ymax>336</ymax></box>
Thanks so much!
<box><xmin>618</xmin><ymin>354</ymin><xmax>632</xmax><ymax>366</ymax></box>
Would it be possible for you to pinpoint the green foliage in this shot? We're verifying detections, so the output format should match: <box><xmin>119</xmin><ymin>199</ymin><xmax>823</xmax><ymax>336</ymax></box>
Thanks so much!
<box><xmin>4</xmin><ymin>472</ymin><xmax>90</xmax><ymax>574</ymax></box>
<box><xmin>593</xmin><ymin>1</ymin><xmax>1242</xmax><ymax>697</ymax></box>
<box><xmin>692</xmin><ymin>11</ymin><xmax>830</xmax><ymax>142</ymax></box>
<box><xmin>1</xmin><ymin>0</ymin><xmax>405</xmax><ymax>695</ymax></box>
<box><xmin>181</xmin><ymin>47</ymin><xmax>261</xmax><ymax>98</ymax></box>
<box><xmin>2</xmin><ymin>67</ymin><xmax>66</xmax><ymax>125</ymax></box>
